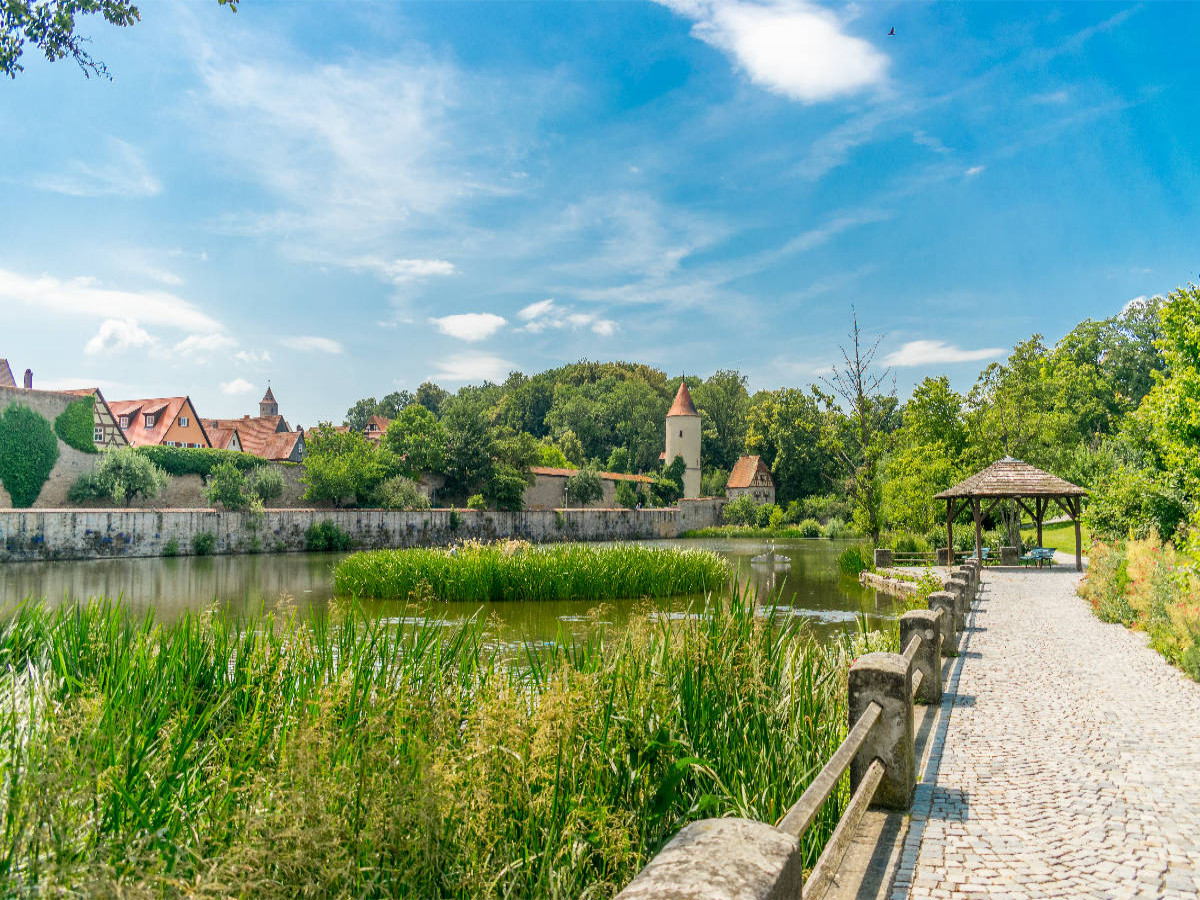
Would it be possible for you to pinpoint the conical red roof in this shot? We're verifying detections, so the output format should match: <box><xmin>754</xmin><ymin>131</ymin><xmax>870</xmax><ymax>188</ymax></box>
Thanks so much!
<box><xmin>667</xmin><ymin>381</ymin><xmax>699</xmax><ymax>417</ymax></box>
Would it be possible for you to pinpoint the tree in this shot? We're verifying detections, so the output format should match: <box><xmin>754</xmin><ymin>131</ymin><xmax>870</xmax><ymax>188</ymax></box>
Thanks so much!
<box><xmin>565</xmin><ymin>469</ymin><xmax>604</xmax><ymax>506</ymax></box>
<box><xmin>415</xmin><ymin>381</ymin><xmax>449</xmax><ymax>416</ymax></box>
<box><xmin>745</xmin><ymin>387</ymin><xmax>837</xmax><ymax>503</ymax></box>
<box><xmin>1138</xmin><ymin>283</ymin><xmax>1200</xmax><ymax>494</ymax></box>
<box><xmin>2</xmin><ymin>0</ymin><xmax>236</xmax><ymax>80</ymax></box>
<box><xmin>440</xmin><ymin>399</ymin><xmax>495</xmax><ymax>498</ymax></box>
<box><xmin>301</xmin><ymin>426</ymin><xmax>394</xmax><ymax>507</ymax></box>
<box><xmin>382</xmin><ymin>405</ymin><xmax>447</xmax><ymax>478</ymax></box>
<box><xmin>205</xmin><ymin>460</ymin><xmax>252</xmax><ymax>510</ymax></box>
<box><xmin>822</xmin><ymin>312</ymin><xmax>894</xmax><ymax>543</ymax></box>
<box><xmin>68</xmin><ymin>445</ymin><xmax>166</xmax><ymax>506</ymax></box>
<box><xmin>374</xmin><ymin>475</ymin><xmax>431</xmax><ymax>510</ymax></box>
<box><xmin>537</xmin><ymin>441</ymin><xmax>572</xmax><ymax>468</ymax></box>
<box><xmin>693</xmin><ymin>369</ymin><xmax>750</xmax><ymax>471</ymax></box>
<box><xmin>605</xmin><ymin>446</ymin><xmax>631</xmax><ymax>474</ymax></box>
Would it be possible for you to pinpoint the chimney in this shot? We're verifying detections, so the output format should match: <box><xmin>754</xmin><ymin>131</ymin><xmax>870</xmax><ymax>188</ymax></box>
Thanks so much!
<box><xmin>23</xmin><ymin>369</ymin><xmax>32</xmax><ymax>389</ymax></box>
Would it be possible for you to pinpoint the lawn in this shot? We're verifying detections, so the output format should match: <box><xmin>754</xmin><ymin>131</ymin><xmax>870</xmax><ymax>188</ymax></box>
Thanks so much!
<box><xmin>1020</xmin><ymin>520</ymin><xmax>1092</xmax><ymax>555</ymax></box>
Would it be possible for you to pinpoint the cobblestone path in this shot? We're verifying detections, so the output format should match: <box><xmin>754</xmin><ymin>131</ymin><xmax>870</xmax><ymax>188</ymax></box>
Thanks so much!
<box><xmin>896</xmin><ymin>568</ymin><xmax>1200</xmax><ymax>900</ymax></box>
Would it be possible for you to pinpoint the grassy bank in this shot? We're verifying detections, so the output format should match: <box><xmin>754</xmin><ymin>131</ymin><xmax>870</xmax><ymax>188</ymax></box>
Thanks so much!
<box><xmin>0</xmin><ymin>592</ymin><xmax>889</xmax><ymax>897</ymax></box>
<box><xmin>679</xmin><ymin>524</ymin><xmax>855</xmax><ymax>540</ymax></box>
<box><xmin>333</xmin><ymin>541</ymin><xmax>730</xmax><ymax>602</ymax></box>
<box><xmin>1020</xmin><ymin>520</ymin><xmax>1092</xmax><ymax>555</ymax></box>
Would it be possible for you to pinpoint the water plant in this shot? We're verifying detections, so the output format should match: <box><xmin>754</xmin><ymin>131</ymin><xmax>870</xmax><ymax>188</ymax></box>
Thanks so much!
<box><xmin>836</xmin><ymin>544</ymin><xmax>871</xmax><ymax>576</ymax></box>
<box><xmin>0</xmin><ymin>589</ymin><xmax>885</xmax><ymax>897</ymax></box>
<box><xmin>191</xmin><ymin>531</ymin><xmax>216</xmax><ymax>556</ymax></box>
<box><xmin>334</xmin><ymin>541</ymin><xmax>731</xmax><ymax>603</ymax></box>
<box><xmin>305</xmin><ymin>520</ymin><xmax>353</xmax><ymax>552</ymax></box>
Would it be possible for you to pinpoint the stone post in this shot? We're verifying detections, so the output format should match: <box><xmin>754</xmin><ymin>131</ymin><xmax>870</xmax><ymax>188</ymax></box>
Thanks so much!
<box><xmin>849</xmin><ymin>652</ymin><xmax>915</xmax><ymax>810</ymax></box>
<box><xmin>955</xmin><ymin>564</ymin><xmax>976</xmax><ymax>592</ymax></box>
<box><xmin>927</xmin><ymin>592</ymin><xmax>958</xmax><ymax>651</ymax></box>
<box><xmin>874</xmin><ymin>547</ymin><xmax>893</xmax><ymax>569</ymax></box>
<box><xmin>1000</xmin><ymin>545</ymin><xmax>1018</xmax><ymax>566</ymax></box>
<box><xmin>948</xmin><ymin>574</ymin><xmax>971</xmax><ymax>628</ymax></box>
<box><xmin>900</xmin><ymin>610</ymin><xmax>943</xmax><ymax>704</ymax></box>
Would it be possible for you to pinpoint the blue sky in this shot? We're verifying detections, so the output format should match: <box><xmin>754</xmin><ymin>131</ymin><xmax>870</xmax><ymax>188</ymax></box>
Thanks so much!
<box><xmin>2</xmin><ymin>0</ymin><xmax>1198</xmax><ymax>427</ymax></box>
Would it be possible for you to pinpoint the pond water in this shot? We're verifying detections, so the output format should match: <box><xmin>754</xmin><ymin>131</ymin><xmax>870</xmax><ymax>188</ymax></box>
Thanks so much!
<box><xmin>0</xmin><ymin>539</ymin><xmax>906</xmax><ymax>643</ymax></box>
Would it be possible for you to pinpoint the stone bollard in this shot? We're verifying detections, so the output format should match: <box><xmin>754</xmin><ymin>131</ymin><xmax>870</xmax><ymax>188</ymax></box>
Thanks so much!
<box><xmin>874</xmin><ymin>547</ymin><xmax>893</xmax><ymax>569</ymax></box>
<box><xmin>900</xmin><ymin>610</ymin><xmax>943</xmax><ymax>704</ymax></box>
<box><xmin>927</xmin><ymin>592</ymin><xmax>958</xmax><ymax>653</ymax></box>
<box><xmin>937</xmin><ymin>547</ymin><xmax>951</xmax><ymax>567</ymax></box>
<box><xmin>1000</xmin><ymin>545</ymin><xmax>1018</xmax><ymax>566</ymax></box>
<box><xmin>948</xmin><ymin>574</ymin><xmax>971</xmax><ymax>626</ymax></box>
<box><xmin>849</xmin><ymin>653</ymin><xmax>915</xmax><ymax>810</ymax></box>
<box><xmin>615</xmin><ymin>818</ymin><xmax>804</xmax><ymax>900</ymax></box>
<box><xmin>955</xmin><ymin>564</ymin><xmax>977</xmax><ymax>593</ymax></box>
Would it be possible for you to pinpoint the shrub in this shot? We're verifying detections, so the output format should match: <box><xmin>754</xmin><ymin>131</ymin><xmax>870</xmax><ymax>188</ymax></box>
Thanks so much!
<box><xmin>565</xmin><ymin>469</ymin><xmax>604</xmax><ymax>506</ymax></box>
<box><xmin>192</xmin><ymin>532</ymin><xmax>216</xmax><ymax>556</ymax></box>
<box><xmin>837</xmin><ymin>545</ymin><xmax>871</xmax><ymax>576</ymax></box>
<box><xmin>701</xmin><ymin>468</ymin><xmax>728</xmax><ymax>497</ymax></box>
<box><xmin>205</xmin><ymin>460</ymin><xmax>252</xmax><ymax>510</ymax></box>
<box><xmin>822</xmin><ymin>517</ymin><xmax>848</xmax><ymax>539</ymax></box>
<box><xmin>755</xmin><ymin>503</ymin><xmax>777</xmax><ymax>529</ymax></box>
<box><xmin>0</xmin><ymin>404</ymin><xmax>59</xmax><ymax>507</ymax></box>
<box><xmin>136</xmin><ymin>445</ymin><xmax>266</xmax><ymax>478</ymax></box>
<box><xmin>247</xmin><ymin>466</ymin><xmax>285</xmax><ymax>503</ymax></box>
<box><xmin>722</xmin><ymin>495</ymin><xmax>757</xmax><ymax>526</ymax></box>
<box><xmin>163</xmin><ymin>538</ymin><xmax>179</xmax><ymax>557</ymax></box>
<box><xmin>768</xmin><ymin>505</ymin><xmax>785</xmax><ymax>530</ymax></box>
<box><xmin>374</xmin><ymin>475</ymin><xmax>430</xmax><ymax>510</ymax></box>
<box><xmin>69</xmin><ymin>446</ymin><xmax>167</xmax><ymax>506</ymax></box>
<box><xmin>1084</xmin><ymin>464</ymin><xmax>1189</xmax><ymax>542</ymax></box>
<box><xmin>467</xmin><ymin>494</ymin><xmax>487</xmax><ymax>511</ymax></box>
<box><xmin>483</xmin><ymin>465</ymin><xmax>530</xmax><ymax>512</ymax></box>
<box><xmin>305</xmin><ymin>520</ymin><xmax>353</xmax><ymax>552</ymax></box>
<box><xmin>53</xmin><ymin>398</ymin><xmax>98</xmax><ymax>454</ymax></box>
<box><xmin>615</xmin><ymin>480</ymin><xmax>640</xmax><ymax>509</ymax></box>
<box><xmin>797</xmin><ymin>518</ymin><xmax>822</xmax><ymax>538</ymax></box>
<box><xmin>448</xmin><ymin>510</ymin><xmax>461</xmax><ymax>531</ymax></box>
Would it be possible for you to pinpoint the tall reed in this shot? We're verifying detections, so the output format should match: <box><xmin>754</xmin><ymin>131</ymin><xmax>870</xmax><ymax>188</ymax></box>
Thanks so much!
<box><xmin>0</xmin><ymin>588</ymin><xmax>889</xmax><ymax>898</ymax></box>
<box><xmin>332</xmin><ymin>540</ymin><xmax>731</xmax><ymax>602</ymax></box>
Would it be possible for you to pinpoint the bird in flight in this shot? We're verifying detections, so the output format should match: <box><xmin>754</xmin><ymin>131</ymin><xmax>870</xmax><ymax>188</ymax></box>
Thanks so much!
<box><xmin>888</xmin><ymin>27</ymin><xmax>896</xmax><ymax>35</ymax></box>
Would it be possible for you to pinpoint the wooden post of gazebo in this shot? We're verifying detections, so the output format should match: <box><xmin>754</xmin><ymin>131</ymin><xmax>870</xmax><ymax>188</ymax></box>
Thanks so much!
<box><xmin>935</xmin><ymin>457</ymin><xmax>1088</xmax><ymax>572</ymax></box>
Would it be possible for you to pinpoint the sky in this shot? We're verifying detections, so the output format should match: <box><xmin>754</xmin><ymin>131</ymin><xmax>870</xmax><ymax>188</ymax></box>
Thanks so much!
<box><xmin>2</xmin><ymin>0</ymin><xmax>1198</xmax><ymax>427</ymax></box>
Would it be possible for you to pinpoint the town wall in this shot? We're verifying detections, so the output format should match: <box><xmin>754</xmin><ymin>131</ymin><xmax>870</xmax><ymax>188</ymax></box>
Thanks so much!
<box><xmin>0</xmin><ymin>385</ymin><xmax>104</xmax><ymax>509</ymax></box>
<box><xmin>0</xmin><ymin>503</ymin><xmax>725</xmax><ymax>562</ymax></box>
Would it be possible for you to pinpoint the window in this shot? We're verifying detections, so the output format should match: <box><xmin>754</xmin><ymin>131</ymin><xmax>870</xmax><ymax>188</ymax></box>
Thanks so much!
<box><xmin>679</xmin><ymin>430</ymin><xmax>683</xmax><ymax>438</ymax></box>
<box><xmin>145</xmin><ymin>414</ymin><xmax>156</xmax><ymax>428</ymax></box>
<box><xmin>119</xmin><ymin>416</ymin><xmax>129</xmax><ymax>428</ymax></box>
<box><xmin>94</xmin><ymin>426</ymin><xmax>104</xmax><ymax>443</ymax></box>
<box><xmin>179</xmin><ymin>416</ymin><xmax>189</xmax><ymax>427</ymax></box>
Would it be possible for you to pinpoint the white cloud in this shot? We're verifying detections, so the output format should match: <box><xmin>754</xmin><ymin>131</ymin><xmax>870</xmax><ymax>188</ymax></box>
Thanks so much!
<box><xmin>883</xmin><ymin>340</ymin><xmax>1004</xmax><ymax>367</ymax></box>
<box><xmin>913</xmin><ymin>130</ymin><xmax>951</xmax><ymax>154</ymax></box>
<box><xmin>0</xmin><ymin>267</ymin><xmax>222</xmax><ymax>331</ymax></box>
<box><xmin>174</xmin><ymin>333</ymin><xmax>237</xmax><ymax>357</ymax></box>
<box><xmin>781</xmin><ymin>208</ymin><xmax>892</xmax><ymax>254</ymax></box>
<box><xmin>1030</xmin><ymin>89</ymin><xmax>1071</xmax><ymax>105</ymax></box>
<box><xmin>658</xmin><ymin>0</ymin><xmax>889</xmax><ymax>103</ymax></box>
<box><xmin>516</xmin><ymin>299</ymin><xmax>616</xmax><ymax>336</ymax></box>
<box><xmin>965</xmin><ymin>165</ymin><xmax>986</xmax><ymax>177</ymax></box>
<box><xmin>220</xmin><ymin>378</ymin><xmax>256</xmax><ymax>395</ymax></box>
<box><xmin>430</xmin><ymin>312</ymin><xmax>507</xmax><ymax>342</ymax></box>
<box><xmin>235</xmin><ymin>349</ymin><xmax>273</xmax><ymax>365</ymax></box>
<box><xmin>34</xmin><ymin>137</ymin><xmax>161</xmax><ymax>198</ymax></box>
<box><xmin>428</xmin><ymin>352</ymin><xmax>513</xmax><ymax>383</ymax></box>
<box><xmin>383</xmin><ymin>258</ymin><xmax>457</xmax><ymax>281</ymax></box>
<box><xmin>281</xmin><ymin>336</ymin><xmax>344</xmax><ymax>354</ymax></box>
<box><xmin>84</xmin><ymin>319</ymin><xmax>157</xmax><ymax>356</ymax></box>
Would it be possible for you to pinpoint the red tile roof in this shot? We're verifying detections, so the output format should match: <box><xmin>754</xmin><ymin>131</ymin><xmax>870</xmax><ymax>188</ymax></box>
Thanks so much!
<box><xmin>530</xmin><ymin>466</ymin><xmax>653</xmax><ymax>484</ymax></box>
<box><xmin>667</xmin><ymin>381</ymin><xmax>699</xmax><ymax>417</ymax></box>
<box><xmin>207</xmin><ymin>427</ymin><xmax>240</xmax><ymax>451</ymax></box>
<box><xmin>262</xmin><ymin>430</ymin><xmax>304</xmax><ymax>461</ymax></box>
<box><xmin>727</xmin><ymin>455</ymin><xmax>773</xmax><ymax>489</ymax></box>
<box><xmin>206</xmin><ymin>415</ymin><xmax>292</xmax><ymax>458</ymax></box>
<box><xmin>109</xmin><ymin>397</ymin><xmax>210</xmax><ymax>447</ymax></box>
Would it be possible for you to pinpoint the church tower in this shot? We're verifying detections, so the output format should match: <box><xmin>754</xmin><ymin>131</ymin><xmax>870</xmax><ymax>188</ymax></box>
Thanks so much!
<box><xmin>260</xmin><ymin>385</ymin><xmax>279</xmax><ymax>418</ymax></box>
<box><xmin>665</xmin><ymin>381</ymin><xmax>701</xmax><ymax>499</ymax></box>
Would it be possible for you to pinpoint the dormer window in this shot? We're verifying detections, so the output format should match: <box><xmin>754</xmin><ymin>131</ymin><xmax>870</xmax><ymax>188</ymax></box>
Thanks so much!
<box><xmin>119</xmin><ymin>416</ymin><xmax>129</xmax><ymax>428</ymax></box>
<box><xmin>145</xmin><ymin>414</ymin><xmax>156</xmax><ymax>428</ymax></box>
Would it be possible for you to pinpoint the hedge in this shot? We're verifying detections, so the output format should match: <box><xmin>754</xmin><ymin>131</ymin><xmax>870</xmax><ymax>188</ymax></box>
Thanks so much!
<box><xmin>0</xmin><ymin>404</ymin><xmax>60</xmax><ymax>507</ymax></box>
<box><xmin>135</xmin><ymin>446</ymin><xmax>268</xmax><ymax>478</ymax></box>
<box><xmin>53</xmin><ymin>397</ymin><xmax>99</xmax><ymax>454</ymax></box>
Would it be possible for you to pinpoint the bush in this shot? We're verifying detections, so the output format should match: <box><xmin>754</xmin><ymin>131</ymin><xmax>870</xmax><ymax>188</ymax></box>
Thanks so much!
<box><xmin>69</xmin><ymin>446</ymin><xmax>168</xmax><ymax>506</ymax></box>
<box><xmin>305</xmin><ymin>520</ymin><xmax>353</xmax><ymax>552</ymax></box>
<box><xmin>192</xmin><ymin>532</ymin><xmax>216</xmax><ymax>556</ymax></box>
<box><xmin>565</xmin><ymin>469</ymin><xmax>604</xmax><ymax>507</ymax></box>
<box><xmin>1084</xmin><ymin>464</ymin><xmax>1190</xmax><ymax>542</ymax></box>
<box><xmin>701</xmin><ymin>467</ymin><xmax>728</xmax><ymax>497</ymax></box>
<box><xmin>163</xmin><ymin>538</ymin><xmax>179</xmax><ymax>557</ymax></box>
<box><xmin>722</xmin><ymin>495</ymin><xmax>758</xmax><ymax>526</ymax></box>
<box><xmin>136</xmin><ymin>445</ymin><xmax>266</xmax><ymax>478</ymax></box>
<box><xmin>467</xmin><ymin>494</ymin><xmax>487</xmax><ymax>511</ymax></box>
<box><xmin>822</xmin><ymin>517</ymin><xmax>848</xmax><ymax>539</ymax></box>
<box><xmin>837</xmin><ymin>545</ymin><xmax>871</xmax><ymax>576</ymax></box>
<box><xmin>768</xmin><ymin>505</ymin><xmax>785</xmax><ymax>530</ymax></box>
<box><xmin>797</xmin><ymin>518</ymin><xmax>822</xmax><ymax>538</ymax></box>
<box><xmin>53</xmin><ymin>398</ymin><xmax>98</xmax><ymax>454</ymax></box>
<box><xmin>615</xmin><ymin>480</ymin><xmax>640</xmax><ymax>509</ymax></box>
<box><xmin>755</xmin><ymin>503</ymin><xmax>777</xmax><ymax>529</ymax></box>
<box><xmin>889</xmin><ymin>533</ymin><xmax>929</xmax><ymax>554</ymax></box>
<box><xmin>205</xmin><ymin>461</ymin><xmax>252</xmax><ymax>511</ymax></box>
<box><xmin>374</xmin><ymin>475</ymin><xmax>430</xmax><ymax>510</ymax></box>
<box><xmin>247</xmin><ymin>466</ymin><xmax>285</xmax><ymax>503</ymax></box>
<box><xmin>483</xmin><ymin>465</ymin><xmax>529</xmax><ymax>512</ymax></box>
<box><xmin>0</xmin><ymin>403</ymin><xmax>60</xmax><ymax>508</ymax></box>
<box><xmin>789</xmin><ymin>493</ymin><xmax>850</xmax><ymax>524</ymax></box>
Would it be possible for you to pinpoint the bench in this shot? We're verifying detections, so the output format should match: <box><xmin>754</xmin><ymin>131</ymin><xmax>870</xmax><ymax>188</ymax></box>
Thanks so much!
<box><xmin>1019</xmin><ymin>547</ymin><xmax>1056</xmax><ymax>568</ymax></box>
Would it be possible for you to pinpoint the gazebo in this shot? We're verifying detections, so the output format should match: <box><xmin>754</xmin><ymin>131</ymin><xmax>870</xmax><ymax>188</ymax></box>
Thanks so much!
<box><xmin>935</xmin><ymin>457</ymin><xmax>1089</xmax><ymax>571</ymax></box>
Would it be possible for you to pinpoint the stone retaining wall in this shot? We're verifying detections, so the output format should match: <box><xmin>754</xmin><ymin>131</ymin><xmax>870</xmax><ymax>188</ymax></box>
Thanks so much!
<box><xmin>0</xmin><ymin>506</ymin><xmax>706</xmax><ymax>561</ymax></box>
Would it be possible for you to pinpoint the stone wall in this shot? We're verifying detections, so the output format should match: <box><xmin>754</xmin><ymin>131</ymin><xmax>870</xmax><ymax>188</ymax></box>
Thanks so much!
<box><xmin>0</xmin><ymin>506</ymin><xmax>712</xmax><ymax>561</ymax></box>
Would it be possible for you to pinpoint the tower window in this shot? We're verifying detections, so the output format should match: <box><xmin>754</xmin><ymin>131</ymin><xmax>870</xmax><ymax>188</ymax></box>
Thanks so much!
<box><xmin>679</xmin><ymin>430</ymin><xmax>683</xmax><ymax>438</ymax></box>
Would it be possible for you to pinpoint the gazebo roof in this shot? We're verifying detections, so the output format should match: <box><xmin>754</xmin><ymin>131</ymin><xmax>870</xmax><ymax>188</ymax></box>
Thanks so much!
<box><xmin>934</xmin><ymin>457</ymin><xmax>1087</xmax><ymax>499</ymax></box>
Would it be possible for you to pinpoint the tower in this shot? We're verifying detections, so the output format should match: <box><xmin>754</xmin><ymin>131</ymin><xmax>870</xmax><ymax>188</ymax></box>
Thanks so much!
<box><xmin>665</xmin><ymin>381</ymin><xmax>701</xmax><ymax>499</ymax></box>
<box><xmin>259</xmin><ymin>385</ymin><xmax>279</xmax><ymax>418</ymax></box>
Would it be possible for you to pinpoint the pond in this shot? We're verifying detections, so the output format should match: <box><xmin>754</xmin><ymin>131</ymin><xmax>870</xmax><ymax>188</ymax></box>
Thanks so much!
<box><xmin>0</xmin><ymin>538</ymin><xmax>906</xmax><ymax>643</ymax></box>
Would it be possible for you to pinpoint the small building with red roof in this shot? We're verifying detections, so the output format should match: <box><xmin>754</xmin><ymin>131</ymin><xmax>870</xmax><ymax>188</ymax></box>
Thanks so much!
<box><xmin>107</xmin><ymin>396</ymin><xmax>211</xmax><ymax>448</ymax></box>
<box><xmin>726</xmin><ymin>455</ymin><xmax>775</xmax><ymax>506</ymax></box>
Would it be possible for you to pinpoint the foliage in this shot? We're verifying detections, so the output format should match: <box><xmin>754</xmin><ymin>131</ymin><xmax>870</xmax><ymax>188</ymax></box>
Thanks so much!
<box><xmin>1084</xmin><ymin>464</ymin><xmax>1189</xmax><ymax>542</ymax></box>
<box><xmin>785</xmin><ymin>493</ymin><xmax>850</xmax><ymax>525</ymax></box>
<box><xmin>467</xmin><ymin>494</ymin><xmax>487</xmax><ymax>511</ymax></box>
<box><xmin>1079</xmin><ymin>534</ymin><xmax>1200</xmax><ymax>680</ymax></box>
<box><xmin>382</xmin><ymin>404</ymin><xmax>447</xmax><ymax>478</ymax></box>
<box><xmin>373</xmin><ymin>475</ymin><xmax>431</xmax><ymax>510</ymax></box>
<box><xmin>662</xmin><ymin>453</ymin><xmax>686</xmax><ymax>492</ymax></box>
<box><xmin>334</xmin><ymin>542</ymin><xmax>731</xmax><ymax>602</ymax></box>
<box><xmin>304</xmin><ymin>520</ymin><xmax>353</xmax><ymax>552</ymax></box>
<box><xmin>836</xmin><ymin>544</ymin><xmax>872</xmax><ymax>576</ymax></box>
<box><xmin>537</xmin><ymin>441</ymin><xmax>572</xmax><ymax>469</ymax></box>
<box><xmin>0</xmin><ymin>403</ymin><xmax>59</xmax><ymax>507</ymax></box>
<box><xmin>191</xmin><ymin>531</ymin><xmax>216</xmax><ymax>556</ymax></box>
<box><xmin>746</xmin><ymin>387</ymin><xmax>837</xmax><ymax>505</ymax></box>
<box><xmin>796</xmin><ymin>518</ymin><xmax>822</xmax><ymax>538</ymax></box>
<box><xmin>692</xmin><ymin>369</ymin><xmax>750</xmax><ymax>471</ymax></box>
<box><xmin>768</xmin><ymin>505</ymin><xmax>785</xmax><ymax>530</ymax></box>
<box><xmin>204</xmin><ymin>460</ymin><xmax>252</xmax><ymax>510</ymax></box>
<box><xmin>162</xmin><ymin>538</ymin><xmax>179</xmax><ymax>557</ymax></box>
<box><xmin>565</xmin><ymin>468</ymin><xmax>604</xmax><ymax>506</ymax></box>
<box><xmin>722</xmin><ymin>495</ymin><xmax>758</xmax><ymax>526</ymax></box>
<box><xmin>701</xmin><ymin>467</ymin><xmax>728</xmax><ymax>497</ymax></box>
<box><xmin>344</xmin><ymin>390</ymin><xmax>413</xmax><ymax>432</ymax></box>
<box><xmin>53</xmin><ymin>397</ymin><xmax>98</xmax><ymax>454</ymax></box>
<box><xmin>68</xmin><ymin>446</ymin><xmax>166</xmax><ymax>506</ymax></box>
<box><xmin>822</xmin><ymin>517</ymin><xmax>851</xmax><ymax>539</ymax></box>
<box><xmin>483</xmin><ymin>464</ymin><xmax>530</xmax><ymax>512</ymax></box>
<box><xmin>755</xmin><ymin>503</ymin><xmax>775</xmax><ymax>529</ymax></box>
<box><xmin>0</xmin><ymin>591</ymin><xmax>878</xmax><ymax>896</ymax></box>
<box><xmin>615</xmin><ymin>479</ymin><xmax>641</xmax><ymax>508</ymax></box>
<box><xmin>247</xmin><ymin>465</ymin><xmax>284</xmax><ymax>503</ymax></box>
<box><xmin>606</xmin><ymin>446</ymin><xmax>631</xmax><ymax>474</ymax></box>
<box><xmin>414</xmin><ymin>380</ymin><xmax>449</xmax><ymax>415</ymax></box>
<box><xmin>136</xmin><ymin>445</ymin><xmax>266</xmax><ymax>478</ymax></box>
<box><xmin>301</xmin><ymin>425</ymin><xmax>394</xmax><ymax>507</ymax></box>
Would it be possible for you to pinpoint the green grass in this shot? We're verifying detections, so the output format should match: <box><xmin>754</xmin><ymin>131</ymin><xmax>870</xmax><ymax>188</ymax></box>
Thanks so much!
<box><xmin>680</xmin><ymin>524</ymin><xmax>857</xmax><ymax>540</ymax></box>
<box><xmin>333</xmin><ymin>541</ymin><xmax>731</xmax><ymax>602</ymax></box>
<box><xmin>0</xmin><ymin>590</ymin><xmax>892</xmax><ymax>898</ymax></box>
<box><xmin>1020</xmin><ymin>520</ymin><xmax>1091</xmax><ymax>555</ymax></box>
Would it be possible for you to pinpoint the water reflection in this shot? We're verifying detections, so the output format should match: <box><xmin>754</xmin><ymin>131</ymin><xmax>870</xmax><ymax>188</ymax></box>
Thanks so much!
<box><xmin>0</xmin><ymin>539</ymin><xmax>907</xmax><ymax>644</ymax></box>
